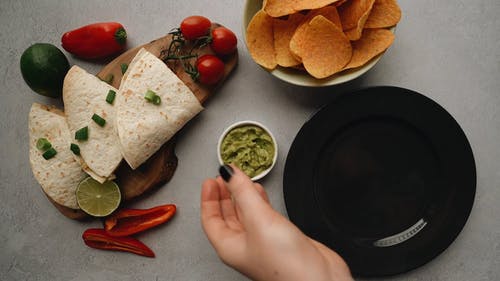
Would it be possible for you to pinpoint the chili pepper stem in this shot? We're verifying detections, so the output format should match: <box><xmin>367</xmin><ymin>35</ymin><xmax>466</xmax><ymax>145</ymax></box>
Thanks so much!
<box><xmin>114</xmin><ymin>28</ymin><xmax>127</xmax><ymax>45</ymax></box>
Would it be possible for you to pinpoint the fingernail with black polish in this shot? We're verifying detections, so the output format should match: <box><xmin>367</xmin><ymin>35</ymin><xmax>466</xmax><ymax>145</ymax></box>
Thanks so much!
<box><xmin>219</xmin><ymin>165</ymin><xmax>233</xmax><ymax>182</ymax></box>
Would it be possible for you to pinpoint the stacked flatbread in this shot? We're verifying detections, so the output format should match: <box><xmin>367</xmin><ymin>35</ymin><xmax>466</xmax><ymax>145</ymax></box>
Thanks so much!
<box><xmin>116</xmin><ymin>48</ymin><xmax>203</xmax><ymax>169</ymax></box>
<box><xmin>63</xmin><ymin>66</ymin><xmax>122</xmax><ymax>183</ymax></box>
<box><xmin>29</xmin><ymin>49</ymin><xmax>204</xmax><ymax>212</ymax></box>
<box><xmin>29</xmin><ymin>103</ymin><xmax>87</xmax><ymax>209</ymax></box>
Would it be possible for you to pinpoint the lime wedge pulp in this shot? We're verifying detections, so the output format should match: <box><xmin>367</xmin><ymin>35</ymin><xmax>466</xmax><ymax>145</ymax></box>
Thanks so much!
<box><xmin>76</xmin><ymin>177</ymin><xmax>121</xmax><ymax>217</ymax></box>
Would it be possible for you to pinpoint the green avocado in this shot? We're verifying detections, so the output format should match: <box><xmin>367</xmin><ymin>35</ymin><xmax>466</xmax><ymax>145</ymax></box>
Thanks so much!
<box><xmin>20</xmin><ymin>43</ymin><xmax>70</xmax><ymax>98</ymax></box>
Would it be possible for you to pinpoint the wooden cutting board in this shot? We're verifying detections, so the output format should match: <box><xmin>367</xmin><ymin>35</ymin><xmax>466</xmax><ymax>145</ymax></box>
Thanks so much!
<box><xmin>50</xmin><ymin>23</ymin><xmax>238</xmax><ymax>219</ymax></box>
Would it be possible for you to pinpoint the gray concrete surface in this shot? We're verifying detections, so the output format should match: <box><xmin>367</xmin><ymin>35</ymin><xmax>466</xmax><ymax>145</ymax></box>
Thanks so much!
<box><xmin>1</xmin><ymin>0</ymin><xmax>499</xmax><ymax>280</ymax></box>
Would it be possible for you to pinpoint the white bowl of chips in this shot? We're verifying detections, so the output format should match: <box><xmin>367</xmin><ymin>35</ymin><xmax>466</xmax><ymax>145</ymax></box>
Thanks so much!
<box><xmin>243</xmin><ymin>0</ymin><xmax>401</xmax><ymax>87</ymax></box>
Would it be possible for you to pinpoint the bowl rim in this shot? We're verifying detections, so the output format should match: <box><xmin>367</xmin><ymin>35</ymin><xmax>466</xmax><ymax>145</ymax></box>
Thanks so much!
<box><xmin>217</xmin><ymin>120</ymin><xmax>278</xmax><ymax>181</ymax></box>
<box><xmin>242</xmin><ymin>0</ymin><xmax>395</xmax><ymax>87</ymax></box>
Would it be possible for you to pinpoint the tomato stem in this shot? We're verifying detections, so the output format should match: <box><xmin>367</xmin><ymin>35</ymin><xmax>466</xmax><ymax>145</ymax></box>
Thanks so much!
<box><xmin>162</xmin><ymin>27</ymin><xmax>215</xmax><ymax>83</ymax></box>
<box><xmin>164</xmin><ymin>54</ymin><xmax>197</xmax><ymax>61</ymax></box>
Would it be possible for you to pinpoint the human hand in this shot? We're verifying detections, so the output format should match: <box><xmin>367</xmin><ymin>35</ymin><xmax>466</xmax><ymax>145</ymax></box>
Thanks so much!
<box><xmin>201</xmin><ymin>165</ymin><xmax>353</xmax><ymax>281</ymax></box>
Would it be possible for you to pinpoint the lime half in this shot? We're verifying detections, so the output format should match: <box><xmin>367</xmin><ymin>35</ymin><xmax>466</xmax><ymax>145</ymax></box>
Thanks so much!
<box><xmin>76</xmin><ymin>177</ymin><xmax>121</xmax><ymax>217</ymax></box>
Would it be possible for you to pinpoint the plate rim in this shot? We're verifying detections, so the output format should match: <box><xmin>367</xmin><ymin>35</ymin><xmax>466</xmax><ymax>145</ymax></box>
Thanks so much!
<box><xmin>283</xmin><ymin>86</ymin><xmax>477</xmax><ymax>277</ymax></box>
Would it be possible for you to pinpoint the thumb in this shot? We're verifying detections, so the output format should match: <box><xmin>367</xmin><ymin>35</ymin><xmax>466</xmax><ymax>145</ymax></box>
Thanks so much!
<box><xmin>219</xmin><ymin>165</ymin><xmax>272</xmax><ymax>227</ymax></box>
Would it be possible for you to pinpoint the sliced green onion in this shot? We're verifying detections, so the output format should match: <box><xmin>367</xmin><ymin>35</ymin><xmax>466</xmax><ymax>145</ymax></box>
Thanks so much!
<box><xmin>70</xmin><ymin>143</ymin><xmax>80</xmax><ymax>155</ymax></box>
<box><xmin>42</xmin><ymin>147</ymin><xmax>57</xmax><ymax>160</ymax></box>
<box><xmin>144</xmin><ymin>90</ymin><xmax>161</xmax><ymax>105</ymax></box>
<box><xmin>36</xmin><ymin>138</ymin><xmax>52</xmax><ymax>151</ymax></box>
<box><xmin>120</xmin><ymin>63</ymin><xmax>128</xmax><ymax>74</ymax></box>
<box><xmin>152</xmin><ymin>95</ymin><xmax>161</xmax><ymax>105</ymax></box>
<box><xmin>144</xmin><ymin>90</ymin><xmax>156</xmax><ymax>102</ymax></box>
<box><xmin>106</xmin><ymin>90</ymin><xmax>116</xmax><ymax>104</ymax></box>
<box><xmin>75</xmin><ymin>126</ymin><xmax>88</xmax><ymax>141</ymax></box>
<box><xmin>92</xmin><ymin>113</ymin><xmax>106</xmax><ymax>127</ymax></box>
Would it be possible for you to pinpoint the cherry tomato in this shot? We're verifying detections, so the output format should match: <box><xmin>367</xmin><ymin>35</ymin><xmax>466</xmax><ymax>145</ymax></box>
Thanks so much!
<box><xmin>180</xmin><ymin>16</ymin><xmax>211</xmax><ymax>40</ymax></box>
<box><xmin>210</xmin><ymin>27</ymin><xmax>237</xmax><ymax>55</ymax></box>
<box><xmin>196</xmin><ymin>55</ymin><xmax>225</xmax><ymax>85</ymax></box>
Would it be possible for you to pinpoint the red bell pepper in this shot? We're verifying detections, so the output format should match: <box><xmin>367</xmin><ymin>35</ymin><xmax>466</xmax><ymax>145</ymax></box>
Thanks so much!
<box><xmin>82</xmin><ymin>228</ymin><xmax>155</xmax><ymax>258</ymax></box>
<box><xmin>104</xmin><ymin>204</ymin><xmax>176</xmax><ymax>237</ymax></box>
<box><xmin>61</xmin><ymin>22</ymin><xmax>127</xmax><ymax>59</ymax></box>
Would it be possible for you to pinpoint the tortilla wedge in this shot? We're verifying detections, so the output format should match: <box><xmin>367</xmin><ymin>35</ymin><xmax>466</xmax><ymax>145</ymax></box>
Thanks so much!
<box><xmin>63</xmin><ymin>66</ymin><xmax>122</xmax><ymax>182</ymax></box>
<box><xmin>29</xmin><ymin>103</ymin><xmax>87</xmax><ymax>209</ymax></box>
<box><xmin>116</xmin><ymin>48</ymin><xmax>204</xmax><ymax>169</ymax></box>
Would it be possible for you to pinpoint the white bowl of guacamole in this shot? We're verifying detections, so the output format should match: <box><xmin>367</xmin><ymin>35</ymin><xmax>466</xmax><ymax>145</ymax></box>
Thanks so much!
<box><xmin>218</xmin><ymin>120</ymin><xmax>278</xmax><ymax>181</ymax></box>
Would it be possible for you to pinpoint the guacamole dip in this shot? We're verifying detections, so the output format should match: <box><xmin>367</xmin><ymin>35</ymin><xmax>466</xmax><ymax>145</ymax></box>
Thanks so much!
<box><xmin>220</xmin><ymin>125</ymin><xmax>275</xmax><ymax>178</ymax></box>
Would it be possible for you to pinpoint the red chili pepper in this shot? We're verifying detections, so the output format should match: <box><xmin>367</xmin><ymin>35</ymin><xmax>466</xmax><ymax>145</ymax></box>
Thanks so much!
<box><xmin>61</xmin><ymin>22</ymin><xmax>127</xmax><ymax>59</ymax></box>
<box><xmin>82</xmin><ymin>228</ymin><xmax>155</xmax><ymax>258</ymax></box>
<box><xmin>104</xmin><ymin>204</ymin><xmax>176</xmax><ymax>237</ymax></box>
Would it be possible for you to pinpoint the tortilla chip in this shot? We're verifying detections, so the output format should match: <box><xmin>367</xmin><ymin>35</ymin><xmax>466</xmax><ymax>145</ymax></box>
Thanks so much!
<box><xmin>263</xmin><ymin>0</ymin><xmax>296</xmax><ymax>18</ymax></box>
<box><xmin>296</xmin><ymin>15</ymin><xmax>352</xmax><ymax>78</ymax></box>
<box><xmin>308</xmin><ymin>5</ymin><xmax>342</xmax><ymax>29</ymax></box>
<box><xmin>274</xmin><ymin>13</ymin><xmax>305</xmax><ymax>67</ymax></box>
<box><xmin>289</xmin><ymin>6</ymin><xmax>342</xmax><ymax>61</ymax></box>
<box><xmin>365</xmin><ymin>0</ymin><xmax>401</xmax><ymax>28</ymax></box>
<box><xmin>246</xmin><ymin>10</ymin><xmax>277</xmax><ymax>70</ymax></box>
<box><xmin>291</xmin><ymin>64</ymin><xmax>306</xmax><ymax>71</ymax></box>
<box><xmin>288</xmin><ymin>22</ymin><xmax>308</xmax><ymax>61</ymax></box>
<box><xmin>344</xmin><ymin>28</ymin><xmax>395</xmax><ymax>69</ymax></box>
<box><xmin>289</xmin><ymin>25</ymin><xmax>307</xmax><ymax>62</ymax></box>
<box><xmin>294</xmin><ymin>0</ymin><xmax>342</xmax><ymax>11</ymax></box>
<box><xmin>344</xmin><ymin>25</ymin><xmax>364</xmax><ymax>41</ymax></box>
<box><xmin>338</xmin><ymin>0</ymin><xmax>376</xmax><ymax>30</ymax></box>
<box><xmin>334</xmin><ymin>0</ymin><xmax>349</xmax><ymax>7</ymax></box>
<box><xmin>264</xmin><ymin>0</ymin><xmax>343</xmax><ymax>17</ymax></box>
<box><xmin>63</xmin><ymin>66</ymin><xmax>122</xmax><ymax>181</ymax></box>
<box><xmin>29</xmin><ymin>103</ymin><xmax>86</xmax><ymax>209</ymax></box>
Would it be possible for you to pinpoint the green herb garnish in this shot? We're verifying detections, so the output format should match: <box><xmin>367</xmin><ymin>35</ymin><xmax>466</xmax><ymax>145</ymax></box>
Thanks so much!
<box><xmin>70</xmin><ymin>143</ymin><xmax>80</xmax><ymax>155</ymax></box>
<box><xmin>144</xmin><ymin>90</ymin><xmax>156</xmax><ymax>102</ymax></box>
<box><xmin>92</xmin><ymin>114</ymin><xmax>106</xmax><ymax>127</ymax></box>
<box><xmin>120</xmin><ymin>63</ymin><xmax>128</xmax><ymax>74</ymax></box>
<box><xmin>75</xmin><ymin>126</ymin><xmax>88</xmax><ymax>141</ymax></box>
<box><xmin>162</xmin><ymin>28</ymin><xmax>211</xmax><ymax>82</ymax></box>
<box><xmin>42</xmin><ymin>147</ymin><xmax>57</xmax><ymax>160</ymax></box>
<box><xmin>144</xmin><ymin>90</ymin><xmax>161</xmax><ymax>105</ymax></box>
<box><xmin>106</xmin><ymin>90</ymin><xmax>116</xmax><ymax>104</ymax></box>
<box><xmin>152</xmin><ymin>95</ymin><xmax>161</xmax><ymax>105</ymax></box>
<box><xmin>36</xmin><ymin>138</ymin><xmax>52</xmax><ymax>151</ymax></box>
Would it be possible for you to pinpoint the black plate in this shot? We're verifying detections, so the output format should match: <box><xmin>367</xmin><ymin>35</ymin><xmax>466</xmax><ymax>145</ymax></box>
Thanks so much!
<box><xmin>283</xmin><ymin>86</ymin><xmax>476</xmax><ymax>277</ymax></box>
